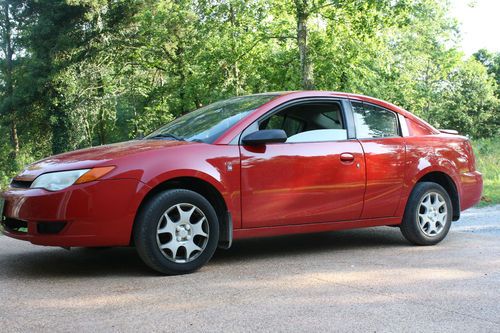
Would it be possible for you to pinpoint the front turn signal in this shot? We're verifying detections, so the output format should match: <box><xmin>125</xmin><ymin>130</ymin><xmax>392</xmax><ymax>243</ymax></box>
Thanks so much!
<box><xmin>75</xmin><ymin>166</ymin><xmax>116</xmax><ymax>184</ymax></box>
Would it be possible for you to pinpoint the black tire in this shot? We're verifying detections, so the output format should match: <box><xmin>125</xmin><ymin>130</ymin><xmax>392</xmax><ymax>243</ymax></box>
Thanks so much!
<box><xmin>400</xmin><ymin>182</ymin><xmax>452</xmax><ymax>245</ymax></box>
<box><xmin>133</xmin><ymin>189</ymin><xmax>219</xmax><ymax>275</ymax></box>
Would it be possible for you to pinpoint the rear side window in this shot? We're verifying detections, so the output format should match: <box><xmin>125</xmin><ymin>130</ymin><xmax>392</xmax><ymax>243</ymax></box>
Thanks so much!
<box><xmin>351</xmin><ymin>102</ymin><xmax>400</xmax><ymax>139</ymax></box>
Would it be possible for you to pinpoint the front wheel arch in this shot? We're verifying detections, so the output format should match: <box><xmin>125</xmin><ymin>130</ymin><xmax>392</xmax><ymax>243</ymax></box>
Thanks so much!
<box><xmin>131</xmin><ymin>176</ymin><xmax>231</xmax><ymax>247</ymax></box>
<box><xmin>133</xmin><ymin>188</ymin><xmax>220</xmax><ymax>274</ymax></box>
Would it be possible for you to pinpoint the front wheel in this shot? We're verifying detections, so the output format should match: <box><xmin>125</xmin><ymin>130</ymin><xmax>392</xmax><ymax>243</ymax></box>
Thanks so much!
<box><xmin>400</xmin><ymin>182</ymin><xmax>452</xmax><ymax>245</ymax></box>
<box><xmin>134</xmin><ymin>189</ymin><xmax>219</xmax><ymax>275</ymax></box>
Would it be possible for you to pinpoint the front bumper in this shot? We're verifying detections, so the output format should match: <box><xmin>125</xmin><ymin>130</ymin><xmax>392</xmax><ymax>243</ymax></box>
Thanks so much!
<box><xmin>1</xmin><ymin>178</ymin><xmax>149</xmax><ymax>247</ymax></box>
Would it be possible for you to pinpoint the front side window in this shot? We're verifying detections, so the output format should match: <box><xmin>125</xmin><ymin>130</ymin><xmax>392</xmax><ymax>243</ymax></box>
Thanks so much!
<box><xmin>146</xmin><ymin>94</ymin><xmax>278</xmax><ymax>143</ymax></box>
<box><xmin>352</xmin><ymin>102</ymin><xmax>400</xmax><ymax>139</ymax></box>
<box><xmin>262</xmin><ymin>113</ymin><xmax>305</xmax><ymax>137</ymax></box>
<box><xmin>258</xmin><ymin>101</ymin><xmax>348</xmax><ymax>143</ymax></box>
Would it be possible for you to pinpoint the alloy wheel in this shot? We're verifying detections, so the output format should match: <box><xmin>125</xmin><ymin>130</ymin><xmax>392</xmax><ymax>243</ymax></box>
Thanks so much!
<box><xmin>416</xmin><ymin>191</ymin><xmax>448</xmax><ymax>237</ymax></box>
<box><xmin>156</xmin><ymin>203</ymin><xmax>209</xmax><ymax>263</ymax></box>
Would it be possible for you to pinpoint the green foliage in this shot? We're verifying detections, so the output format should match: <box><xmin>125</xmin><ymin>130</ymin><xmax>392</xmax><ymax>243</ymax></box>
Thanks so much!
<box><xmin>0</xmin><ymin>0</ymin><xmax>499</xmax><ymax>194</ymax></box>
<box><xmin>474</xmin><ymin>48</ymin><xmax>500</xmax><ymax>95</ymax></box>
<box><xmin>473</xmin><ymin>138</ymin><xmax>500</xmax><ymax>206</ymax></box>
<box><xmin>439</xmin><ymin>59</ymin><xmax>499</xmax><ymax>137</ymax></box>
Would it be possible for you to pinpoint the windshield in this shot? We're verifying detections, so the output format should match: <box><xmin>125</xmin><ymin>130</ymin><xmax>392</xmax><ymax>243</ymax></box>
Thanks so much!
<box><xmin>145</xmin><ymin>94</ymin><xmax>278</xmax><ymax>143</ymax></box>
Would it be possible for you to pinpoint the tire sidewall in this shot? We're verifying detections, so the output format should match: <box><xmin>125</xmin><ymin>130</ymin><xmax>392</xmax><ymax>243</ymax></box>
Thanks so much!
<box><xmin>134</xmin><ymin>189</ymin><xmax>219</xmax><ymax>274</ymax></box>
<box><xmin>402</xmin><ymin>182</ymin><xmax>452</xmax><ymax>245</ymax></box>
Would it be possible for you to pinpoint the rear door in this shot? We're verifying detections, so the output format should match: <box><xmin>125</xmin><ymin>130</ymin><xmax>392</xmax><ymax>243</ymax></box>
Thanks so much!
<box><xmin>351</xmin><ymin>101</ymin><xmax>406</xmax><ymax>218</ymax></box>
<box><xmin>239</xmin><ymin>99</ymin><xmax>366</xmax><ymax>228</ymax></box>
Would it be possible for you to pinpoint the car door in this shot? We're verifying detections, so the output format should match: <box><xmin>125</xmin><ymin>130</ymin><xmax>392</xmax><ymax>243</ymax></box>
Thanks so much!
<box><xmin>239</xmin><ymin>99</ymin><xmax>366</xmax><ymax>228</ymax></box>
<box><xmin>350</xmin><ymin>101</ymin><xmax>406</xmax><ymax>219</ymax></box>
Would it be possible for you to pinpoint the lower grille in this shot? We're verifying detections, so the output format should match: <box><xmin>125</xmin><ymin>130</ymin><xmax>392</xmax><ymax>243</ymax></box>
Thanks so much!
<box><xmin>2</xmin><ymin>218</ymin><xmax>28</xmax><ymax>233</ymax></box>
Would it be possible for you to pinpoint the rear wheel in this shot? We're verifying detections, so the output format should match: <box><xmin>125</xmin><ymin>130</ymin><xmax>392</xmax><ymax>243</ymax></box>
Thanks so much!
<box><xmin>134</xmin><ymin>189</ymin><xmax>219</xmax><ymax>275</ymax></box>
<box><xmin>400</xmin><ymin>182</ymin><xmax>452</xmax><ymax>245</ymax></box>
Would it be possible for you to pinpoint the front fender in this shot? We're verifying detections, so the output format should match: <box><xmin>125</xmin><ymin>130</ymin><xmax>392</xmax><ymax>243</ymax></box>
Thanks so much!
<box><xmin>146</xmin><ymin>169</ymin><xmax>228</xmax><ymax>197</ymax></box>
<box><xmin>130</xmin><ymin>144</ymin><xmax>242</xmax><ymax>229</ymax></box>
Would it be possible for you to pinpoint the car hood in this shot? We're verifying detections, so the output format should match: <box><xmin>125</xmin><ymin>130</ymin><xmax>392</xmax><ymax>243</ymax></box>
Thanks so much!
<box><xmin>15</xmin><ymin>140</ymin><xmax>192</xmax><ymax>180</ymax></box>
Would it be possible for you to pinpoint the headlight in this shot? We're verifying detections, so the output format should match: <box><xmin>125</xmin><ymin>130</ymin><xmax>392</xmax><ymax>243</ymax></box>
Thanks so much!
<box><xmin>31</xmin><ymin>169</ymin><xmax>90</xmax><ymax>191</ymax></box>
<box><xmin>30</xmin><ymin>167</ymin><xmax>115</xmax><ymax>191</ymax></box>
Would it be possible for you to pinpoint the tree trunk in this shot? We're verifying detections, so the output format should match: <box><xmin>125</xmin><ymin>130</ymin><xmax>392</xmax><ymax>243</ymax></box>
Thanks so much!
<box><xmin>50</xmin><ymin>85</ymin><xmax>73</xmax><ymax>154</ymax></box>
<box><xmin>229</xmin><ymin>3</ymin><xmax>242</xmax><ymax>95</ymax></box>
<box><xmin>295</xmin><ymin>1</ymin><xmax>314</xmax><ymax>90</ymax></box>
<box><xmin>51</xmin><ymin>108</ymin><xmax>72</xmax><ymax>154</ymax></box>
<box><xmin>233</xmin><ymin>60</ymin><xmax>241</xmax><ymax>96</ymax></box>
<box><xmin>178</xmin><ymin>67</ymin><xmax>187</xmax><ymax>114</ymax></box>
<box><xmin>97</xmin><ymin>112</ymin><xmax>106</xmax><ymax>145</ymax></box>
<box><xmin>96</xmin><ymin>74</ymin><xmax>106</xmax><ymax>145</ymax></box>
<box><xmin>2</xmin><ymin>1</ymin><xmax>19</xmax><ymax>160</ymax></box>
<box><xmin>173</xmin><ymin>44</ymin><xmax>188</xmax><ymax>115</ymax></box>
<box><xmin>10</xmin><ymin>121</ymin><xmax>19</xmax><ymax>156</ymax></box>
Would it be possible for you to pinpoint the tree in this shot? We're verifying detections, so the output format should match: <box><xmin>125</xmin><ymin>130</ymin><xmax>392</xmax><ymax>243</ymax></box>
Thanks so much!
<box><xmin>439</xmin><ymin>59</ymin><xmax>499</xmax><ymax>138</ymax></box>
<box><xmin>294</xmin><ymin>0</ymin><xmax>314</xmax><ymax>89</ymax></box>
<box><xmin>0</xmin><ymin>0</ymin><xmax>22</xmax><ymax>162</ymax></box>
<box><xmin>16</xmin><ymin>0</ymin><xmax>90</xmax><ymax>154</ymax></box>
<box><xmin>474</xmin><ymin>48</ymin><xmax>500</xmax><ymax>97</ymax></box>
<box><xmin>0</xmin><ymin>0</ymin><xmax>499</xmax><ymax>188</ymax></box>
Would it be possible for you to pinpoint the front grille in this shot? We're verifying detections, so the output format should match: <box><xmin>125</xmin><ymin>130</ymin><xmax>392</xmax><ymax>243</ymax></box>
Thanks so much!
<box><xmin>2</xmin><ymin>217</ymin><xmax>28</xmax><ymax>233</ymax></box>
<box><xmin>10</xmin><ymin>179</ymin><xmax>33</xmax><ymax>189</ymax></box>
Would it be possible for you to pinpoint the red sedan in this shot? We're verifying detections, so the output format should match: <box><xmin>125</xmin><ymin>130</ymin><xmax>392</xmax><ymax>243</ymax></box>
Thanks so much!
<box><xmin>1</xmin><ymin>91</ymin><xmax>483</xmax><ymax>274</ymax></box>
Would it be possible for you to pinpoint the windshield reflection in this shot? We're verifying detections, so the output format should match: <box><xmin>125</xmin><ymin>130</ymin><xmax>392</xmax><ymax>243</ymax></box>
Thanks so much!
<box><xmin>146</xmin><ymin>94</ymin><xmax>278</xmax><ymax>143</ymax></box>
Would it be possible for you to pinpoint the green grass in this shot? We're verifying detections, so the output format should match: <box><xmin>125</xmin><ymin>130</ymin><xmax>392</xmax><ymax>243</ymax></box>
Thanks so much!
<box><xmin>473</xmin><ymin>138</ymin><xmax>500</xmax><ymax>206</ymax></box>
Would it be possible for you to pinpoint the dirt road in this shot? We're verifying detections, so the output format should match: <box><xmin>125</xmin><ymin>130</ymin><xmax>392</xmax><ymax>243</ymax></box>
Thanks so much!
<box><xmin>0</xmin><ymin>206</ymin><xmax>499</xmax><ymax>332</ymax></box>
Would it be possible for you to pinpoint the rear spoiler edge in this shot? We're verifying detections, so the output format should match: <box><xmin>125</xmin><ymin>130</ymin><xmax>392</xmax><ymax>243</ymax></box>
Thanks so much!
<box><xmin>439</xmin><ymin>129</ymin><xmax>459</xmax><ymax>135</ymax></box>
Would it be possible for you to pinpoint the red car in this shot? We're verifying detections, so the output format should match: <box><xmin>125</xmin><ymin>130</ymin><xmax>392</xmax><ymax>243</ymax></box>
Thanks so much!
<box><xmin>1</xmin><ymin>91</ymin><xmax>483</xmax><ymax>274</ymax></box>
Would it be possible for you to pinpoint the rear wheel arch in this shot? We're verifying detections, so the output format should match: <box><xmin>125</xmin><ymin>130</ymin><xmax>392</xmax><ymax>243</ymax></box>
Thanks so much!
<box><xmin>400</xmin><ymin>181</ymin><xmax>452</xmax><ymax>245</ymax></box>
<box><xmin>416</xmin><ymin>171</ymin><xmax>460</xmax><ymax>221</ymax></box>
<box><xmin>131</xmin><ymin>176</ymin><xmax>231</xmax><ymax>246</ymax></box>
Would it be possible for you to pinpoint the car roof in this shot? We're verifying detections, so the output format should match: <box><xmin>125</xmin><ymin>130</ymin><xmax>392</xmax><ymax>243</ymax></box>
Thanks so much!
<box><xmin>267</xmin><ymin>90</ymin><xmax>404</xmax><ymax>113</ymax></box>
<box><xmin>270</xmin><ymin>91</ymin><xmax>436</xmax><ymax>128</ymax></box>
<box><xmin>243</xmin><ymin>91</ymin><xmax>407</xmax><ymax>114</ymax></box>
<box><xmin>215</xmin><ymin>90</ymin><xmax>438</xmax><ymax>144</ymax></box>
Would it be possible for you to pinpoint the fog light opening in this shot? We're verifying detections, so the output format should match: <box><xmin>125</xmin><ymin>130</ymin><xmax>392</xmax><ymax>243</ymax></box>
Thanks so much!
<box><xmin>37</xmin><ymin>222</ymin><xmax>67</xmax><ymax>234</ymax></box>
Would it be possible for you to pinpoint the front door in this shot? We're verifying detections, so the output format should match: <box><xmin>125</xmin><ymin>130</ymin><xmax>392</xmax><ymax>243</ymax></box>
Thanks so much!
<box><xmin>239</xmin><ymin>100</ymin><xmax>366</xmax><ymax>228</ymax></box>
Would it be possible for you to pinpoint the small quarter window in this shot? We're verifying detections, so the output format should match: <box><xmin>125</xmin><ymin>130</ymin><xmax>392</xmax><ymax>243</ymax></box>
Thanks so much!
<box><xmin>352</xmin><ymin>102</ymin><xmax>399</xmax><ymax>139</ymax></box>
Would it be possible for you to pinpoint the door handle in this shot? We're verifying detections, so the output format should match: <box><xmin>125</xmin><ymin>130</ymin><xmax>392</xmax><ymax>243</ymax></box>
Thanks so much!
<box><xmin>340</xmin><ymin>153</ymin><xmax>355</xmax><ymax>162</ymax></box>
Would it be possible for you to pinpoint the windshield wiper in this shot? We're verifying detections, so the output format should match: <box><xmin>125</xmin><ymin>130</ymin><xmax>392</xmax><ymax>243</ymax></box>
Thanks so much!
<box><xmin>146</xmin><ymin>133</ymin><xmax>185</xmax><ymax>141</ymax></box>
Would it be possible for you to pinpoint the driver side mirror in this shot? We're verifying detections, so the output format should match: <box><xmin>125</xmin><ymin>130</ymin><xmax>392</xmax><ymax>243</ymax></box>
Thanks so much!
<box><xmin>241</xmin><ymin>129</ymin><xmax>287</xmax><ymax>146</ymax></box>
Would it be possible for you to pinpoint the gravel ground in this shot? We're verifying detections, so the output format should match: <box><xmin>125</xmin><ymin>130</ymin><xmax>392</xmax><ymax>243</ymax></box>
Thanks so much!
<box><xmin>0</xmin><ymin>206</ymin><xmax>499</xmax><ymax>332</ymax></box>
<box><xmin>452</xmin><ymin>204</ymin><xmax>500</xmax><ymax>235</ymax></box>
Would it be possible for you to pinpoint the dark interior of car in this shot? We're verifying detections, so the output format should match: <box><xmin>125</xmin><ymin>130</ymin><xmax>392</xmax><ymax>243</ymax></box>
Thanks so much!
<box><xmin>259</xmin><ymin>102</ymin><xmax>347</xmax><ymax>142</ymax></box>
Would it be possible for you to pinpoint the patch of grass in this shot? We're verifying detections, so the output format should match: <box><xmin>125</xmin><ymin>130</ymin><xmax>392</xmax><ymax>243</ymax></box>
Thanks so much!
<box><xmin>473</xmin><ymin>138</ymin><xmax>500</xmax><ymax>206</ymax></box>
